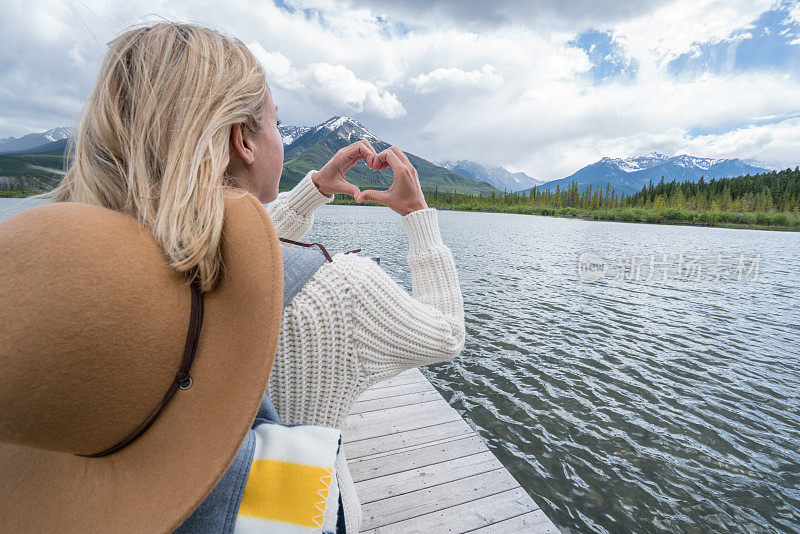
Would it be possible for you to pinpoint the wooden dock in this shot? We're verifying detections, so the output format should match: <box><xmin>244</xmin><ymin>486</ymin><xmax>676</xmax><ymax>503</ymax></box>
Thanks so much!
<box><xmin>342</xmin><ymin>368</ymin><xmax>559</xmax><ymax>533</ymax></box>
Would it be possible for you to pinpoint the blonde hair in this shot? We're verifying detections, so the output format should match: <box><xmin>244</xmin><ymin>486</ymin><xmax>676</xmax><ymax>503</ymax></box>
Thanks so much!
<box><xmin>43</xmin><ymin>22</ymin><xmax>268</xmax><ymax>292</ymax></box>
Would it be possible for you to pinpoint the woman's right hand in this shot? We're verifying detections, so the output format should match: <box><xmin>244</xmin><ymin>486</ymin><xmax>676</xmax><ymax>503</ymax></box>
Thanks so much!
<box><xmin>356</xmin><ymin>146</ymin><xmax>429</xmax><ymax>216</ymax></box>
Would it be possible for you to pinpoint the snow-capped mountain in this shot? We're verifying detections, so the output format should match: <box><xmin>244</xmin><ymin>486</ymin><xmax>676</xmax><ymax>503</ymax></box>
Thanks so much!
<box><xmin>283</xmin><ymin>116</ymin><xmax>382</xmax><ymax>157</ymax></box>
<box><xmin>533</xmin><ymin>152</ymin><xmax>772</xmax><ymax>195</ymax></box>
<box><xmin>608</xmin><ymin>152</ymin><xmax>671</xmax><ymax>172</ymax></box>
<box><xmin>280</xmin><ymin>117</ymin><xmax>382</xmax><ymax>146</ymax></box>
<box><xmin>278</xmin><ymin>124</ymin><xmax>312</xmax><ymax>146</ymax></box>
<box><xmin>313</xmin><ymin>116</ymin><xmax>381</xmax><ymax>143</ymax></box>
<box><xmin>437</xmin><ymin>159</ymin><xmax>545</xmax><ymax>192</ymax></box>
<box><xmin>0</xmin><ymin>127</ymin><xmax>72</xmax><ymax>154</ymax></box>
<box><xmin>280</xmin><ymin>116</ymin><xmax>499</xmax><ymax>195</ymax></box>
<box><xmin>602</xmin><ymin>152</ymin><xmax>741</xmax><ymax>173</ymax></box>
<box><xmin>280</xmin><ymin>116</ymin><xmax>381</xmax><ymax>147</ymax></box>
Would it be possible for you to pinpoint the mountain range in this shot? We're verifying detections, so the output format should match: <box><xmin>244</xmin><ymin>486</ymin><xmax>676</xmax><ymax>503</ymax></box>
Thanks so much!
<box><xmin>526</xmin><ymin>152</ymin><xmax>772</xmax><ymax>195</ymax></box>
<box><xmin>0</xmin><ymin>119</ymin><xmax>499</xmax><ymax>195</ymax></box>
<box><xmin>278</xmin><ymin>116</ymin><xmax>499</xmax><ymax>195</ymax></box>
<box><xmin>278</xmin><ymin>124</ymin><xmax>312</xmax><ymax>146</ymax></box>
<box><xmin>2</xmin><ymin>121</ymin><xmax>777</xmax><ymax>198</ymax></box>
<box><xmin>0</xmin><ymin>127</ymin><xmax>71</xmax><ymax>154</ymax></box>
<box><xmin>436</xmin><ymin>159</ymin><xmax>545</xmax><ymax>192</ymax></box>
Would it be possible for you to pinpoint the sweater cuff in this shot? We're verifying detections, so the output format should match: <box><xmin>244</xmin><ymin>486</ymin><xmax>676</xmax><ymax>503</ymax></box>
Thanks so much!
<box><xmin>284</xmin><ymin>170</ymin><xmax>334</xmax><ymax>215</ymax></box>
<box><xmin>401</xmin><ymin>207</ymin><xmax>445</xmax><ymax>253</ymax></box>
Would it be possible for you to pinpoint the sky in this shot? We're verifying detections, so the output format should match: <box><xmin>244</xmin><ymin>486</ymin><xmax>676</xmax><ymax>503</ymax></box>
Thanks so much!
<box><xmin>1</xmin><ymin>0</ymin><xmax>799</xmax><ymax>179</ymax></box>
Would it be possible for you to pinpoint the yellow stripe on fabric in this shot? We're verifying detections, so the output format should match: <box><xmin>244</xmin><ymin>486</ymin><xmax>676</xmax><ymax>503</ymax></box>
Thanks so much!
<box><xmin>238</xmin><ymin>459</ymin><xmax>333</xmax><ymax>527</ymax></box>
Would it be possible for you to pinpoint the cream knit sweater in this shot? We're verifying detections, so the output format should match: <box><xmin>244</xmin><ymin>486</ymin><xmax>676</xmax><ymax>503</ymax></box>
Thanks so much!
<box><xmin>264</xmin><ymin>169</ymin><xmax>466</xmax><ymax>534</ymax></box>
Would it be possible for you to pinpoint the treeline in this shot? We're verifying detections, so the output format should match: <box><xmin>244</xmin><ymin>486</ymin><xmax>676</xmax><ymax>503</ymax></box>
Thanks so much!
<box><xmin>427</xmin><ymin>167</ymin><xmax>800</xmax><ymax>213</ymax></box>
<box><xmin>626</xmin><ymin>170</ymin><xmax>799</xmax><ymax>213</ymax></box>
<box><xmin>335</xmin><ymin>167</ymin><xmax>800</xmax><ymax>231</ymax></box>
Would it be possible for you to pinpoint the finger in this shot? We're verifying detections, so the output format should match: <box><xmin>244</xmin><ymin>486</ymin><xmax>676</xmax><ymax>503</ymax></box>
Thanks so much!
<box><xmin>389</xmin><ymin>146</ymin><xmax>412</xmax><ymax>168</ymax></box>
<box><xmin>342</xmin><ymin>143</ymin><xmax>373</xmax><ymax>164</ymax></box>
<box><xmin>390</xmin><ymin>146</ymin><xmax>417</xmax><ymax>178</ymax></box>
<box><xmin>343</xmin><ymin>143</ymin><xmax>377</xmax><ymax>172</ymax></box>
<box><xmin>325</xmin><ymin>179</ymin><xmax>362</xmax><ymax>198</ymax></box>
<box><xmin>337</xmin><ymin>142</ymin><xmax>367</xmax><ymax>165</ymax></box>
<box><xmin>358</xmin><ymin>140</ymin><xmax>377</xmax><ymax>169</ymax></box>
<box><xmin>379</xmin><ymin>148</ymin><xmax>413</xmax><ymax>182</ymax></box>
<box><xmin>338</xmin><ymin>152</ymin><xmax>365</xmax><ymax>175</ymax></box>
<box><xmin>360</xmin><ymin>138</ymin><xmax>378</xmax><ymax>161</ymax></box>
<box><xmin>370</xmin><ymin>150</ymin><xmax>390</xmax><ymax>171</ymax></box>
<box><xmin>357</xmin><ymin>189</ymin><xmax>391</xmax><ymax>204</ymax></box>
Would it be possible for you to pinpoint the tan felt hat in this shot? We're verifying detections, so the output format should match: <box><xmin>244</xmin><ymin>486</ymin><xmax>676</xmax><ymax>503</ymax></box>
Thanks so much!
<box><xmin>0</xmin><ymin>190</ymin><xmax>283</xmax><ymax>533</ymax></box>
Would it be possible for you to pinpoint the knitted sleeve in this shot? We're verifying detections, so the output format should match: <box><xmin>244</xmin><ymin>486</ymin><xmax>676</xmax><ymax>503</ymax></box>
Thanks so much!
<box><xmin>264</xmin><ymin>170</ymin><xmax>334</xmax><ymax>240</ymax></box>
<box><xmin>346</xmin><ymin>207</ymin><xmax>466</xmax><ymax>379</ymax></box>
<box><xmin>266</xmin><ymin>207</ymin><xmax>465</xmax><ymax>430</ymax></box>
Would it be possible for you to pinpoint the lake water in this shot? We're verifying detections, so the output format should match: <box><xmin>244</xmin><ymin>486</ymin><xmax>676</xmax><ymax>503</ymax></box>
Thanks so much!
<box><xmin>2</xmin><ymin>198</ymin><xmax>799</xmax><ymax>533</ymax></box>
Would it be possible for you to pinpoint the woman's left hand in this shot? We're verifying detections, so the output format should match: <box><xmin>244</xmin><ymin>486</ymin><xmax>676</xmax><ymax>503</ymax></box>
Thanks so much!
<box><xmin>312</xmin><ymin>139</ymin><xmax>378</xmax><ymax>198</ymax></box>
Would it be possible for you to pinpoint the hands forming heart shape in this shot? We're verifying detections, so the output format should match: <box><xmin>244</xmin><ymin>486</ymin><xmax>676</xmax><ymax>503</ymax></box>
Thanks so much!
<box><xmin>312</xmin><ymin>139</ymin><xmax>429</xmax><ymax>216</ymax></box>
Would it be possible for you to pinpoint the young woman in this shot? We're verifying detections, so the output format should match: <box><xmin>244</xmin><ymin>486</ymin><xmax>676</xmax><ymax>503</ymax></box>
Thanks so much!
<box><xmin>48</xmin><ymin>21</ymin><xmax>466</xmax><ymax>533</ymax></box>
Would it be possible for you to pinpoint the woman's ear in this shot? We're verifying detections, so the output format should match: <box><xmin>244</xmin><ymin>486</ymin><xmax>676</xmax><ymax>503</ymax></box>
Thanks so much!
<box><xmin>230</xmin><ymin>123</ymin><xmax>255</xmax><ymax>165</ymax></box>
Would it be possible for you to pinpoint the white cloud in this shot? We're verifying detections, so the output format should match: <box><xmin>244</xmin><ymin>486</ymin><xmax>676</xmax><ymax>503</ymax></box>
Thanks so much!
<box><xmin>307</xmin><ymin>62</ymin><xmax>407</xmax><ymax>118</ymax></box>
<box><xmin>414</xmin><ymin>68</ymin><xmax>800</xmax><ymax>178</ymax></box>
<box><xmin>411</xmin><ymin>64</ymin><xmax>503</xmax><ymax>94</ymax></box>
<box><xmin>0</xmin><ymin>0</ymin><xmax>797</xmax><ymax>179</ymax></box>
<box><xmin>248</xmin><ymin>41</ymin><xmax>406</xmax><ymax>119</ymax></box>
<box><xmin>785</xmin><ymin>2</ymin><xmax>800</xmax><ymax>25</ymax></box>
<box><xmin>612</xmin><ymin>0</ymin><xmax>772</xmax><ymax>76</ymax></box>
<box><xmin>345</xmin><ymin>0</ymin><xmax>672</xmax><ymax>33</ymax></box>
<box><xmin>248</xmin><ymin>44</ymin><xmax>303</xmax><ymax>91</ymax></box>
<box><xmin>683</xmin><ymin>115</ymin><xmax>800</xmax><ymax>168</ymax></box>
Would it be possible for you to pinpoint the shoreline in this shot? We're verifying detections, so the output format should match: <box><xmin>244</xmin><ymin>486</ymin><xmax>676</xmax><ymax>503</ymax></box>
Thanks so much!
<box><xmin>5</xmin><ymin>190</ymin><xmax>797</xmax><ymax>232</ymax></box>
<box><xmin>327</xmin><ymin>198</ymin><xmax>800</xmax><ymax>232</ymax></box>
<box><xmin>0</xmin><ymin>190</ymin><xmax>40</xmax><ymax>198</ymax></box>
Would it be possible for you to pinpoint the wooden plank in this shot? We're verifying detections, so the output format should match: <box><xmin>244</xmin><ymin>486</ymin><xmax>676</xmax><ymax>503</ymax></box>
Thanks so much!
<box><xmin>349</xmin><ymin>434</ymin><xmax>488</xmax><ymax>483</ymax></box>
<box><xmin>353</xmin><ymin>381</ymin><xmax>436</xmax><ymax>402</ymax></box>
<box><xmin>361</xmin><ymin>487</ymin><xmax>540</xmax><ymax>534</ymax></box>
<box><xmin>353</xmin><ymin>385</ymin><xmax>439</xmax><ymax>404</ymax></box>
<box><xmin>366</xmin><ymin>376</ymin><xmax>426</xmax><ymax>390</ymax></box>
<box><xmin>343</xmin><ymin>366</ymin><xmax>560</xmax><ymax>533</ymax></box>
<box><xmin>354</xmin><ymin>451</ymin><xmax>502</xmax><ymax>504</ymax></box>
<box><xmin>345</xmin><ymin>397</ymin><xmax>455</xmax><ymax>425</ymax></box>
<box><xmin>371</xmin><ymin>368</ymin><xmax>422</xmax><ymax>382</ymax></box>
<box><xmin>359</xmin><ymin>468</ymin><xmax>523</xmax><ymax>531</ymax></box>
<box><xmin>382</xmin><ymin>368</ymin><xmax>420</xmax><ymax>379</ymax></box>
<box><xmin>343</xmin><ymin>407</ymin><xmax>459</xmax><ymax>443</ymax></box>
<box><xmin>351</xmin><ymin>389</ymin><xmax>443</xmax><ymax>414</ymax></box>
<box><xmin>343</xmin><ymin>400</ymin><xmax>456</xmax><ymax>430</ymax></box>
<box><xmin>344</xmin><ymin>420</ymin><xmax>474</xmax><ymax>459</ymax></box>
<box><xmin>367</xmin><ymin>369</ymin><xmax>427</xmax><ymax>389</ymax></box>
<box><xmin>466</xmin><ymin>510</ymin><xmax>559</xmax><ymax>534</ymax></box>
<box><xmin>380</xmin><ymin>368</ymin><xmax>423</xmax><ymax>380</ymax></box>
<box><xmin>349</xmin><ymin>432</ymin><xmax>475</xmax><ymax>463</ymax></box>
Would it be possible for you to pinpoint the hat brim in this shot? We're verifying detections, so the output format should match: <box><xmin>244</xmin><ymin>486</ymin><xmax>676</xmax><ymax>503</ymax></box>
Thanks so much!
<box><xmin>0</xmin><ymin>191</ymin><xmax>283</xmax><ymax>533</ymax></box>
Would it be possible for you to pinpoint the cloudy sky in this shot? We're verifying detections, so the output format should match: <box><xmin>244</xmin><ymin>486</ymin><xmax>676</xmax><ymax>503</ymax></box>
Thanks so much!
<box><xmin>1</xmin><ymin>0</ymin><xmax>799</xmax><ymax>179</ymax></box>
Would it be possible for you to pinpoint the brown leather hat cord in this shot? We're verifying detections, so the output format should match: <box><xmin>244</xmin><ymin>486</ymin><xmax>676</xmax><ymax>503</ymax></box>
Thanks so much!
<box><xmin>278</xmin><ymin>237</ymin><xmax>361</xmax><ymax>261</ymax></box>
<box><xmin>73</xmin><ymin>238</ymin><xmax>350</xmax><ymax>459</ymax></box>
<box><xmin>75</xmin><ymin>278</ymin><xmax>205</xmax><ymax>458</ymax></box>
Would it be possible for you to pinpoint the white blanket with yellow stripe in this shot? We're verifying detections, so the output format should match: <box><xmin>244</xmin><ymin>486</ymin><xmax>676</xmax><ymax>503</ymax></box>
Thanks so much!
<box><xmin>233</xmin><ymin>423</ymin><xmax>342</xmax><ymax>534</ymax></box>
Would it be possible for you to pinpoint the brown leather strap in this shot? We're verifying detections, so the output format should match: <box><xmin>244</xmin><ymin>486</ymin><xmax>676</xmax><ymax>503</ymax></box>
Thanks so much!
<box><xmin>279</xmin><ymin>237</ymin><xmax>333</xmax><ymax>262</ymax></box>
<box><xmin>279</xmin><ymin>237</ymin><xmax>362</xmax><ymax>262</ymax></box>
<box><xmin>76</xmin><ymin>278</ymin><xmax>205</xmax><ymax>458</ymax></box>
